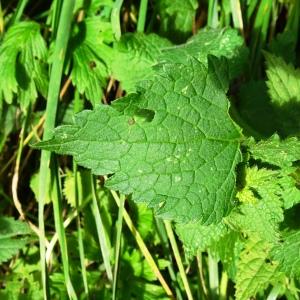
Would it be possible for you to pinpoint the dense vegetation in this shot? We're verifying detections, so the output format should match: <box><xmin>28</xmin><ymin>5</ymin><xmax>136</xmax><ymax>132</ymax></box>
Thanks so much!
<box><xmin>0</xmin><ymin>0</ymin><xmax>300</xmax><ymax>299</ymax></box>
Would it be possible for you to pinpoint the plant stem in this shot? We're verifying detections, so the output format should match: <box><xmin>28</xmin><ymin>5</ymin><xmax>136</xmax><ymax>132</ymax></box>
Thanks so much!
<box><xmin>74</xmin><ymin>163</ymin><xmax>89</xmax><ymax>297</ymax></box>
<box><xmin>208</xmin><ymin>254</ymin><xmax>219</xmax><ymax>299</ymax></box>
<box><xmin>230</xmin><ymin>0</ymin><xmax>244</xmax><ymax>34</ymax></box>
<box><xmin>11</xmin><ymin>0</ymin><xmax>29</xmax><ymax>24</ymax></box>
<box><xmin>37</xmin><ymin>1</ymin><xmax>75</xmax><ymax>298</ymax></box>
<box><xmin>207</xmin><ymin>0</ymin><xmax>219</xmax><ymax>28</ymax></box>
<box><xmin>196</xmin><ymin>251</ymin><xmax>208</xmax><ymax>298</ymax></box>
<box><xmin>219</xmin><ymin>271</ymin><xmax>228</xmax><ymax>300</ymax></box>
<box><xmin>164</xmin><ymin>221</ymin><xmax>194</xmax><ymax>300</ymax></box>
<box><xmin>111</xmin><ymin>0</ymin><xmax>124</xmax><ymax>40</ymax></box>
<box><xmin>46</xmin><ymin>196</ymin><xmax>92</xmax><ymax>264</ymax></box>
<box><xmin>137</xmin><ymin>0</ymin><xmax>148</xmax><ymax>32</ymax></box>
<box><xmin>266</xmin><ymin>285</ymin><xmax>281</xmax><ymax>300</ymax></box>
<box><xmin>155</xmin><ymin>219</ymin><xmax>183</xmax><ymax>300</ymax></box>
<box><xmin>90</xmin><ymin>174</ymin><xmax>113</xmax><ymax>282</ymax></box>
<box><xmin>110</xmin><ymin>190</ymin><xmax>174</xmax><ymax>298</ymax></box>
<box><xmin>112</xmin><ymin>194</ymin><xmax>125</xmax><ymax>300</ymax></box>
<box><xmin>51</xmin><ymin>158</ymin><xmax>77</xmax><ymax>300</ymax></box>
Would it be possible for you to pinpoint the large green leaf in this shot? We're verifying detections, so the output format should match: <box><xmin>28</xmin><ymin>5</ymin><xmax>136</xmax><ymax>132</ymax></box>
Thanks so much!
<box><xmin>35</xmin><ymin>58</ymin><xmax>241</xmax><ymax>224</ymax></box>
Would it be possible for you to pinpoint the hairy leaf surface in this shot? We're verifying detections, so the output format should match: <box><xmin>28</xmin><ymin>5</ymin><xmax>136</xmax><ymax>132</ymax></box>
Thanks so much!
<box><xmin>35</xmin><ymin>58</ymin><xmax>241</xmax><ymax>224</ymax></box>
<box><xmin>235</xmin><ymin>238</ymin><xmax>283</xmax><ymax>300</ymax></box>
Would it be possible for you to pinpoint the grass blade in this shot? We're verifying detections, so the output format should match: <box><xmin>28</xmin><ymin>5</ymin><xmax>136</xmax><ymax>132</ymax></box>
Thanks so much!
<box><xmin>112</xmin><ymin>194</ymin><xmax>125</xmax><ymax>300</ymax></box>
<box><xmin>137</xmin><ymin>0</ymin><xmax>148</xmax><ymax>32</ymax></box>
<box><xmin>111</xmin><ymin>0</ymin><xmax>124</xmax><ymax>40</ymax></box>
<box><xmin>110</xmin><ymin>190</ymin><xmax>174</xmax><ymax>298</ymax></box>
<box><xmin>90</xmin><ymin>174</ymin><xmax>113</xmax><ymax>282</ymax></box>
<box><xmin>37</xmin><ymin>1</ymin><xmax>75</xmax><ymax>298</ymax></box>
<box><xmin>51</xmin><ymin>158</ymin><xmax>77</xmax><ymax>299</ymax></box>
<box><xmin>164</xmin><ymin>220</ymin><xmax>194</xmax><ymax>300</ymax></box>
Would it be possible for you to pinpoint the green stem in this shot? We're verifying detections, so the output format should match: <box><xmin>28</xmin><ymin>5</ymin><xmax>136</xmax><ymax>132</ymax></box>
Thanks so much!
<box><xmin>74</xmin><ymin>163</ymin><xmax>89</xmax><ymax>297</ymax></box>
<box><xmin>51</xmin><ymin>158</ymin><xmax>77</xmax><ymax>300</ymax></box>
<box><xmin>112</xmin><ymin>194</ymin><xmax>125</xmax><ymax>300</ymax></box>
<box><xmin>196</xmin><ymin>251</ymin><xmax>208</xmax><ymax>298</ymax></box>
<box><xmin>207</xmin><ymin>0</ymin><xmax>219</xmax><ymax>28</ymax></box>
<box><xmin>137</xmin><ymin>0</ymin><xmax>148</xmax><ymax>32</ymax></box>
<box><xmin>11</xmin><ymin>0</ymin><xmax>29</xmax><ymax>24</ymax></box>
<box><xmin>38</xmin><ymin>1</ymin><xmax>75</xmax><ymax>299</ymax></box>
<box><xmin>219</xmin><ymin>271</ymin><xmax>228</xmax><ymax>300</ymax></box>
<box><xmin>208</xmin><ymin>254</ymin><xmax>219</xmax><ymax>299</ymax></box>
<box><xmin>110</xmin><ymin>190</ymin><xmax>174</xmax><ymax>298</ymax></box>
<box><xmin>230</xmin><ymin>0</ymin><xmax>244</xmax><ymax>34</ymax></box>
<box><xmin>164</xmin><ymin>221</ymin><xmax>194</xmax><ymax>300</ymax></box>
<box><xmin>90</xmin><ymin>174</ymin><xmax>113</xmax><ymax>282</ymax></box>
<box><xmin>266</xmin><ymin>285</ymin><xmax>281</xmax><ymax>300</ymax></box>
<box><xmin>111</xmin><ymin>0</ymin><xmax>124</xmax><ymax>40</ymax></box>
<box><xmin>155</xmin><ymin>219</ymin><xmax>183</xmax><ymax>300</ymax></box>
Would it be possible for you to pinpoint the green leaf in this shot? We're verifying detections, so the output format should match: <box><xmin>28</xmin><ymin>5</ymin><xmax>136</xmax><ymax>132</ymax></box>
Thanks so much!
<box><xmin>229</xmin><ymin>167</ymin><xmax>284</xmax><ymax>242</ymax></box>
<box><xmin>0</xmin><ymin>21</ymin><xmax>48</xmax><ymax>109</ymax></box>
<box><xmin>34</xmin><ymin>58</ymin><xmax>242</xmax><ymax>224</ymax></box>
<box><xmin>264</xmin><ymin>53</ymin><xmax>300</xmax><ymax>135</ymax></box>
<box><xmin>209</xmin><ymin>231</ymin><xmax>243</xmax><ymax>280</ymax></box>
<box><xmin>176</xmin><ymin>221</ymin><xmax>228</xmax><ymax>253</ymax></box>
<box><xmin>0</xmin><ymin>217</ymin><xmax>32</xmax><ymax>264</ymax></box>
<box><xmin>30</xmin><ymin>171</ymin><xmax>54</xmax><ymax>204</ymax></box>
<box><xmin>271</xmin><ymin>230</ymin><xmax>300</xmax><ymax>278</ymax></box>
<box><xmin>69</xmin><ymin>17</ymin><xmax>113</xmax><ymax>105</ymax></box>
<box><xmin>235</xmin><ymin>237</ymin><xmax>283</xmax><ymax>300</ymax></box>
<box><xmin>247</xmin><ymin>134</ymin><xmax>300</xmax><ymax>168</ymax></box>
<box><xmin>155</xmin><ymin>0</ymin><xmax>198</xmax><ymax>42</ymax></box>
<box><xmin>265</xmin><ymin>52</ymin><xmax>300</xmax><ymax>105</ymax></box>
<box><xmin>111</xmin><ymin>33</ymin><xmax>172</xmax><ymax>92</ymax></box>
<box><xmin>160</xmin><ymin>28</ymin><xmax>248</xmax><ymax>80</ymax></box>
<box><xmin>63</xmin><ymin>169</ymin><xmax>92</xmax><ymax>207</ymax></box>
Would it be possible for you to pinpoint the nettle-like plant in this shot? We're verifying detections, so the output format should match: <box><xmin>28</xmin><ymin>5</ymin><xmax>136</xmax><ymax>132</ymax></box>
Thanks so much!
<box><xmin>34</xmin><ymin>28</ymin><xmax>300</xmax><ymax>299</ymax></box>
<box><xmin>0</xmin><ymin>1</ymin><xmax>300</xmax><ymax>300</ymax></box>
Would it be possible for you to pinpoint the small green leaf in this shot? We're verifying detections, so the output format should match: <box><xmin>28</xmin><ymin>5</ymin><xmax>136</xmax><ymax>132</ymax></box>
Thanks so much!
<box><xmin>265</xmin><ymin>52</ymin><xmax>300</xmax><ymax>105</ymax></box>
<box><xmin>229</xmin><ymin>167</ymin><xmax>284</xmax><ymax>242</ymax></box>
<box><xmin>69</xmin><ymin>18</ymin><xmax>113</xmax><ymax>105</ymax></box>
<box><xmin>155</xmin><ymin>0</ymin><xmax>199</xmax><ymax>42</ymax></box>
<box><xmin>235</xmin><ymin>237</ymin><xmax>283</xmax><ymax>300</ymax></box>
<box><xmin>271</xmin><ymin>230</ymin><xmax>300</xmax><ymax>278</ymax></box>
<box><xmin>0</xmin><ymin>21</ymin><xmax>48</xmax><ymax>109</ymax></box>
<box><xmin>247</xmin><ymin>134</ymin><xmax>300</xmax><ymax>168</ymax></box>
<box><xmin>0</xmin><ymin>217</ymin><xmax>32</xmax><ymax>264</ymax></box>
